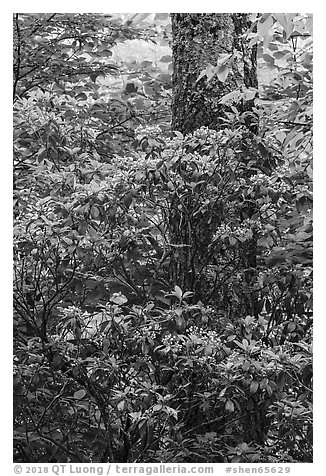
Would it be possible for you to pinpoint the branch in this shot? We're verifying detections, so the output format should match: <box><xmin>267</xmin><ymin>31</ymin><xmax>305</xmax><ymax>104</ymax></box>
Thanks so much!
<box><xmin>183</xmin><ymin>409</ymin><xmax>257</xmax><ymax>436</ymax></box>
<box><xmin>26</xmin><ymin>408</ymin><xmax>83</xmax><ymax>462</ymax></box>
<box><xmin>96</xmin><ymin>115</ymin><xmax>135</xmax><ymax>139</ymax></box>
<box><xmin>13</xmin><ymin>14</ymin><xmax>22</xmax><ymax>100</ymax></box>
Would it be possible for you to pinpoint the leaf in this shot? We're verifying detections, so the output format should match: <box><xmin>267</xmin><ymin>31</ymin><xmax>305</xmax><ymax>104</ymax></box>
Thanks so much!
<box><xmin>219</xmin><ymin>90</ymin><xmax>242</xmax><ymax>105</ymax></box>
<box><xmin>229</xmin><ymin>236</ymin><xmax>237</xmax><ymax>246</ymax></box>
<box><xmin>257</xmin><ymin>14</ymin><xmax>274</xmax><ymax>38</ymax></box>
<box><xmin>117</xmin><ymin>401</ymin><xmax>125</xmax><ymax>411</ymax></box>
<box><xmin>174</xmin><ymin>285</ymin><xmax>183</xmax><ymax>300</ymax></box>
<box><xmin>248</xmin><ymin>35</ymin><xmax>259</xmax><ymax>48</ymax></box>
<box><xmin>266</xmin><ymin>253</ymin><xmax>287</xmax><ymax>267</ymax></box>
<box><xmin>75</xmin><ymin>93</ymin><xmax>87</xmax><ymax>101</ymax></box>
<box><xmin>74</xmin><ymin>389</ymin><xmax>86</xmax><ymax>400</ymax></box>
<box><xmin>174</xmin><ymin>131</ymin><xmax>183</xmax><ymax>139</ymax></box>
<box><xmin>91</xmin><ymin>206</ymin><xmax>100</xmax><ymax>219</ymax></box>
<box><xmin>129</xmin><ymin>13</ymin><xmax>151</xmax><ymax>25</ymax></box>
<box><xmin>242</xmin><ymin>361</ymin><xmax>250</xmax><ymax>371</ymax></box>
<box><xmin>196</xmin><ymin>68</ymin><xmax>207</xmax><ymax>83</ymax></box>
<box><xmin>98</xmin><ymin>49</ymin><xmax>112</xmax><ymax>57</ymax></box>
<box><xmin>305</xmin><ymin>15</ymin><xmax>313</xmax><ymax>35</ymax></box>
<box><xmin>75</xmin><ymin>326</ymin><xmax>81</xmax><ymax>341</ymax></box>
<box><xmin>262</xmin><ymin>53</ymin><xmax>275</xmax><ymax>66</ymax></box>
<box><xmin>175</xmin><ymin>314</ymin><xmax>186</xmax><ymax>331</ymax></box>
<box><xmin>276</xmin><ymin>371</ymin><xmax>286</xmax><ymax>390</ymax></box>
<box><xmin>110</xmin><ymin>292</ymin><xmax>128</xmax><ymax>305</ymax></box>
<box><xmin>242</xmin><ymin>339</ymin><xmax>249</xmax><ymax>350</ymax></box>
<box><xmin>216</xmin><ymin>64</ymin><xmax>229</xmax><ymax>83</ymax></box>
<box><xmin>225</xmin><ymin>399</ymin><xmax>234</xmax><ymax>412</ymax></box>
<box><xmin>52</xmin><ymin>353</ymin><xmax>63</xmax><ymax>370</ymax></box>
<box><xmin>204</xmin><ymin>344</ymin><xmax>213</xmax><ymax>356</ymax></box>
<box><xmin>154</xmin><ymin>13</ymin><xmax>170</xmax><ymax>21</ymax></box>
<box><xmin>121</xmin><ymin>193</ymin><xmax>133</xmax><ymax>209</ymax></box>
<box><xmin>182</xmin><ymin>291</ymin><xmax>193</xmax><ymax>300</ymax></box>
<box><xmin>159</xmin><ymin>55</ymin><xmax>172</xmax><ymax>63</ymax></box>
<box><xmin>196</xmin><ymin>64</ymin><xmax>216</xmax><ymax>83</ymax></box>
<box><xmin>287</xmin><ymin>321</ymin><xmax>296</xmax><ymax>333</ymax></box>
<box><xmin>302</xmin><ymin>364</ymin><xmax>313</xmax><ymax>386</ymax></box>
<box><xmin>163</xmin><ymin>406</ymin><xmax>178</xmax><ymax>419</ymax></box>
<box><xmin>218</xmin><ymin>388</ymin><xmax>227</xmax><ymax>399</ymax></box>
<box><xmin>125</xmin><ymin>82</ymin><xmax>137</xmax><ymax>93</ymax></box>
<box><xmin>243</xmin><ymin>88</ymin><xmax>258</xmax><ymax>101</ymax></box>
<box><xmin>250</xmin><ymin>380</ymin><xmax>259</xmax><ymax>394</ymax></box>
<box><xmin>273</xmin><ymin>13</ymin><xmax>289</xmax><ymax>33</ymax></box>
<box><xmin>137</xmin><ymin>419</ymin><xmax>148</xmax><ymax>437</ymax></box>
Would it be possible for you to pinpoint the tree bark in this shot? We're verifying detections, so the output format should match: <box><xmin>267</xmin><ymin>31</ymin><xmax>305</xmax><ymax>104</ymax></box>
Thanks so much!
<box><xmin>170</xmin><ymin>14</ymin><xmax>263</xmax><ymax>444</ymax></box>
<box><xmin>171</xmin><ymin>13</ymin><xmax>257</xmax><ymax>134</ymax></box>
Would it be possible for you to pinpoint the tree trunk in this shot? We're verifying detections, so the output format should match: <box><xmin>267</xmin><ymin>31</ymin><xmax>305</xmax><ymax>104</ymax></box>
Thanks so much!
<box><xmin>170</xmin><ymin>13</ymin><xmax>264</xmax><ymax>444</ymax></box>
<box><xmin>171</xmin><ymin>13</ymin><xmax>257</xmax><ymax>134</ymax></box>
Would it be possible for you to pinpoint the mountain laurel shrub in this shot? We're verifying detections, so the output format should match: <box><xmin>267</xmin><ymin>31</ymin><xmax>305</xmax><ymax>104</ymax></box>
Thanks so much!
<box><xmin>14</xmin><ymin>91</ymin><xmax>312</xmax><ymax>462</ymax></box>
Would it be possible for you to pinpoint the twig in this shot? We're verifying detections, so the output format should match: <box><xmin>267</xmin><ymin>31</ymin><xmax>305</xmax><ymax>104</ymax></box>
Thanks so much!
<box><xmin>13</xmin><ymin>14</ymin><xmax>22</xmax><ymax>100</ymax></box>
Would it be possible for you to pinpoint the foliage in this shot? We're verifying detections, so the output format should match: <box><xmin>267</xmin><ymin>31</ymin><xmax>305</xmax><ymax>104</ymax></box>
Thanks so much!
<box><xmin>13</xmin><ymin>12</ymin><xmax>312</xmax><ymax>463</ymax></box>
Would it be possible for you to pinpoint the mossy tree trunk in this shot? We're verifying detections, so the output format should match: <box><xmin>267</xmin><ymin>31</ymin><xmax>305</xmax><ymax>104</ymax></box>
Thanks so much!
<box><xmin>170</xmin><ymin>13</ymin><xmax>264</xmax><ymax>444</ymax></box>
<box><xmin>170</xmin><ymin>13</ymin><xmax>259</xmax><ymax>298</ymax></box>
<box><xmin>171</xmin><ymin>13</ymin><xmax>257</xmax><ymax>134</ymax></box>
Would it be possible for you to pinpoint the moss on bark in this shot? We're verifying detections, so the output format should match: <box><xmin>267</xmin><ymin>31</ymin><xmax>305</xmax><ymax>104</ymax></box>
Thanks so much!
<box><xmin>171</xmin><ymin>13</ymin><xmax>257</xmax><ymax>134</ymax></box>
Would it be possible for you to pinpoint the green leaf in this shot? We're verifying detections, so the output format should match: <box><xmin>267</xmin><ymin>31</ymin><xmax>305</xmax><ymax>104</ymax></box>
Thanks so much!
<box><xmin>110</xmin><ymin>292</ymin><xmax>128</xmax><ymax>305</ymax></box>
<box><xmin>287</xmin><ymin>321</ymin><xmax>296</xmax><ymax>333</ymax></box>
<box><xmin>204</xmin><ymin>344</ymin><xmax>213</xmax><ymax>356</ymax></box>
<box><xmin>159</xmin><ymin>55</ymin><xmax>172</xmax><ymax>63</ymax></box>
<box><xmin>174</xmin><ymin>131</ymin><xmax>183</xmax><ymax>139</ymax></box>
<box><xmin>130</xmin><ymin>13</ymin><xmax>151</xmax><ymax>25</ymax></box>
<box><xmin>257</xmin><ymin>14</ymin><xmax>273</xmax><ymax>38</ymax></box>
<box><xmin>74</xmin><ymin>389</ymin><xmax>86</xmax><ymax>400</ymax></box>
<box><xmin>125</xmin><ymin>82</ymin><xmax>137</xmax><ymax>93</ymax></box>
<box><xmin>219</xmin><ymin>90</ymin><xmax>242</xmax><ymax>105</ymax></box>
<box><xmin>276</xmin><ymin>371</ymin><xmax>286</xmax><ymax>390</ymax></box>
<box><xmin>216</xmin><ymin>64</ymin><xmax>229</xmax><ymax>83</ymax></box>
<box><xmin>248</xmin><ymin>35</ymin><xmax>259</xmax><ymax>48</ymax></box>
<box><xmin>205</xmin><ymin>64</ymin><xmax>216</xmax><ymax>82</ymax></box>
<box><xmin>242</xmin><ymin>361</ymin><xmax>250</xmax><ymax>371</ymax></box>
<box><xmin>250</xmin><ymin>380</ymin><xmax>259</xmax><ymax>394</ymax></box>
<box><xmin>53</xmin><ymin>353</ymin><xmax>63</xmax><ymax>370</ymax></box>
<box><xmin>225</xmin><ymin>399</ymin><xmax>234</xmax><ymax>412</ymax></box>
<box><xmin>175</xmin><ymin>314</ymin><xmax>186</xmax><ymax>331</ymax></box>
<box><xmin>154</xmin><ymin>13</ymin><xmax>170</xmax><ymax>21</ymax></box>
<box><xmin>243</xmin><ymin>88</ymin><xmax>257</xmax><ymax>101</ymax></box>
<box><xmin>75</xmin><ymin>93</ymin><xmax>87</xmax><ymax>101</ymax></box>
<box><xmin>122</xmin><ymin>193</ymin><xmax>133</xmax><ymax>209</ymax></box>
<box><xmin>273</xmin><ymin>14</ymin><xmax>287</xmax><ymax>30</ymax></box>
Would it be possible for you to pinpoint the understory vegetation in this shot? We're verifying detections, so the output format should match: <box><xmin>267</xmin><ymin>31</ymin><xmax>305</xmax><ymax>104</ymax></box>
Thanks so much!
<box><xmin>13</xmin><ymin>13</ymin><xmax>313</xmax><ymax>463</ymax></box>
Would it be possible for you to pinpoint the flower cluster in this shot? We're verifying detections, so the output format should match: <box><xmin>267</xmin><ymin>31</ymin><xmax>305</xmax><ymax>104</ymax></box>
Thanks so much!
<box><xmin>191</xmin><ymin>126</ymin><xmax>229</xmax><ymax>145</ymax></box>
<box><xmin>248</xmin><ymin>172</ymin><xmax>291</xmax><ymax>194</ymax></box>
<box><xmin>135</xmin><ymin>124</ymin><xmax>162</xmax><ymax>139</ymax></box>
<box><xmin>110</xmin><ymin>154</ymin><xmax>159</xmax><ymax>176</ymax></box>
<box><xmin>133</xmin><ymin>323</ymin><xmax>162</xmax><ymax>342</ymax></box>
<box><xmin>58</xmin><ymin>305</ymin><xmax>90</xmax><ymax>320</ymax></box>
<box><xmin>73</xmin><ymin>179</ymin><xmax>111</xmax><ymax>198</ymax></box>
<box><xmin>14</xmin><ymin>92</ymin><xmax>67</xmax><ymax>136</ymax></box>
<box><xmin>273</xmin><ymin>182</ymin><xmax>292</xmax><ymax>193</ymax></box>
<box><xmin>187</xmin><ymin>326</ymin><xmax>222</xmax><ymax>351</ymax></box>
<box><xmin>275</xmin><ymin>164</ymin><xmax>291</xmax><ymax>176</ymax></box>
<box><xmin>212</xmin><ymin>220</ymin><xmax>263</xmax><ymax>243</ymax></box>
<box><xmin>161</xmin><ymin>333</ymin><xmax>184</xmax><ymax>353</ymax></box>
<box><xmin>295</xmin><ymin>184</ymin><xmax>312</xmax><ymax>195</ymax></box>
